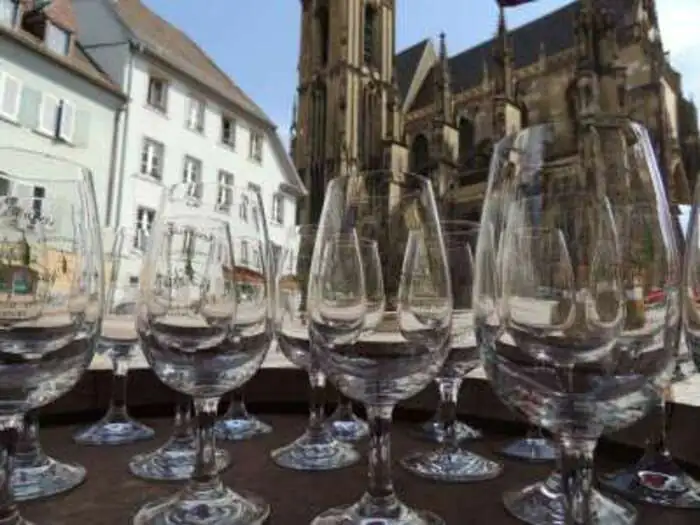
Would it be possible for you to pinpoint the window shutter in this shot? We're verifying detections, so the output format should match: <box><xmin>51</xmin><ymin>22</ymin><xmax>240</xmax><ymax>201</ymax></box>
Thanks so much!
<box><xmin>58</xmin><ymin>100</ymin><xmax>75</xmax><ymax>142</ymax></box>
<box><xmin>17</xmin><ymin>86</ymin><xmax>40</xmax><ymax>129</ymax></box>
<box><xmin>1</xmin><ymin>74</ymin><xmax>21</xmax><ymax>119</ymax></box>
<box><xmin>39</xmin><ymin>95</ymin><xmax>59</xmax><ymax>135</ymax></box>
<box><xmin>72</xmin><ymin>109</ymin><xmax>91</xmax><ymax>147</ymax></box>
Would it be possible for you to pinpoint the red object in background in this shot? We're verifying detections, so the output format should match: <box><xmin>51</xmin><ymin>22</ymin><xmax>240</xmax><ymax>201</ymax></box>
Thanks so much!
<box><xmin>497</xmin><ymin>0</ymin><xmax>536</xmax><ymax>6</ymax></box>
<box><xmin>645</xmin><ymin>289</ymin><xmax>665</xmax><ymax>305</ymax></box>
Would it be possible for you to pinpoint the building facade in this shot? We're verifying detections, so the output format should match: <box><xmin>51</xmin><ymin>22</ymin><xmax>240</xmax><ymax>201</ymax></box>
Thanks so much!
<box><xmin>72</xmin><ymin>0</ymin><xmax>305</xmax><ymax>266</ymax></box>
<box><xmin>291</xmin><ymin>0</ymin><xmax>700</xmax><ymax>223</ymax></box>
<box><xmin>0</xmin><ymin>0</ymin><xmax>125</xmax><ymax>224</ymax></box>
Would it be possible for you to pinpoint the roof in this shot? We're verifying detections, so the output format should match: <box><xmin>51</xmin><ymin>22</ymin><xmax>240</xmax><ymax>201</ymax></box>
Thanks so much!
<box><xmin>109</xmin><ymin>0</ymin><xmax>273</xmax><ymax>128</ymax></box>
<box><xmin>0</xmin><ymin>1</ymin><xmax>124</xmax><ymax>98</ymax></box>
<box><xmin>396</xmin><ymin>0</ymin><xmax>635</xmax><ymax>98</ymax></box>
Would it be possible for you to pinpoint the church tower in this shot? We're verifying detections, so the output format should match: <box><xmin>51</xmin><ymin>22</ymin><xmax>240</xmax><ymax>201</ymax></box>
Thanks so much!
<box><xmin>290</xmin><ymin>0</ymin><xmax>408</xmax><ymax>224</ymax></box>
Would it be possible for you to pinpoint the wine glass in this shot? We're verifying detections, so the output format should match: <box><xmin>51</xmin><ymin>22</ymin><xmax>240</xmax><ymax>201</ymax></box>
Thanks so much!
<box><xmin>214</xmin><ymin>388</ymin><xmax>272</xmax><ymax>442</ymax></box>
<box><xmin>474</xmin><ymin>119</ymin><xmax>680</xmax><ymax>525</ymax></box>
<box><xmin>401</xmin><ymin>222</ymin><xmax>503</xmax><ymax>482</ymax></box>
<box><xmin>309</xmin><ymin>170</ymin><xmax>452</xmax><ymax>525</ymax></box>
<box><xmin>72</xmin><ymin>227</ymin><xmax>155</xmax><ymax>446</ymax></box>
<box><xmin>270</xmin><ymin>225</ymin><xmax>361</xmax><ymax>470</ymax></box>
<box><xmin>133</xmin><ymin>182</ymin><xmax>273</xmax><ymax>524</ymax></box>
<box><xmin>328</xmin><ymin>237</ymin><xmax>386</xmax><ymax>443</ymax></box>
<box><xmin>0</xmin><ymin>148</ymin><xmax>103</xmax><ymax>524</ymax></box>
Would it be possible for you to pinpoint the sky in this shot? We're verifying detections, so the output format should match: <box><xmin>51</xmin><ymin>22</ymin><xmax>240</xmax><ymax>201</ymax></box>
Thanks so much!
<box><xmin>142</xmin><ymin>0</ymin><xmax>699</xmax><ymax>141</ymax></box>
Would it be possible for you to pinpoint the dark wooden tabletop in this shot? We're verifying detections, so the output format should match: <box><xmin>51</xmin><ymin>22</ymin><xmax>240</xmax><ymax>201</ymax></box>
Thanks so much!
<box><xmin>19</xmin><ymin>414</ymin><xmax>700</xmax><ymax>524</ymax></box>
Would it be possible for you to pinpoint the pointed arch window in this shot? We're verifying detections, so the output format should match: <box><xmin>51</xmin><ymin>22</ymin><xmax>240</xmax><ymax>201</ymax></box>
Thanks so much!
<box><xmin>316</xmin><ymin>5</ymin><xmax>330</xmax><ymax>66</ymax></box>
<box><xmin>410</xmin><ymin>134</ymin><xmax>430</xmax><ymax>174</ymax></box>
<box><xmin>363</xmin><ymin>4</ymin><xmax>377</xmax><ymax>66</ymax></box>
<box><xmin>458</xmin><ymin>117</ymin><xmax>475</xmax><ymax>164</ymax></box>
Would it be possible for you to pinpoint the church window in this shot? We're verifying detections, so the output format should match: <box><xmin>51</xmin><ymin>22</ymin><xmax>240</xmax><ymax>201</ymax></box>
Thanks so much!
<box><xmin>410</xmin><ymin>134</ymin><xmax>430</xmax><ymax>174</ymax></box>
<box><xmin>458</xmin><ymin>117</ymin><xmax>475</xmax><ymax>164</ymax></box>
<box><xmin>363</xmin><ymin>5</ymin><xmax>377</xmax><ymax>66</ymax></box>
<box><xmin>316</xmin><ymin>6</ymin><xmax>330</xmax><ymax>66</ymax></box>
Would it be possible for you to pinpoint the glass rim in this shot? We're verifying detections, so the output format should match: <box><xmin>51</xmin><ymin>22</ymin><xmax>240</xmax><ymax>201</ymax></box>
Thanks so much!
<box><xmin>327</xmin><ymin>169</ymin><xmax>432</xmax><ymax>187</ymax></box>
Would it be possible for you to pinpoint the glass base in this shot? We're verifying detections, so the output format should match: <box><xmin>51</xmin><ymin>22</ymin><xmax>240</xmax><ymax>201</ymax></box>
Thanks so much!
<box><xmin>673</xmin><ymin>356</ymin><xmax>695</xmax><ymax>383</ymax></box>
<box><xmin>599</xmin><ymin>454</ymin><xmax>700</xmax><ymax>508</ymax></box>
<box><xmin>327</xmin><ymin>414</ymin><xmax>369</xmax><ymax>443</ymax></box>
<box><xmin>500</xmin><ymin>437</ymin><xmax>557</xmax><ymax>462</ymax></box>
<box><xmin>311</xmin><ymin>498</ymin><xmax>444</xmax><ymax>525</ymax></box>
<box><xmin>129</xmin><ymin>436</ymin><xmax>231</xmax><ymax>482</ymax></box>
<box><xmin>414</xmin><ymin>419</ymin><xmax>483</xmax><ymax>443</ymax></box>
<box><xmin>400</xmin><ymin>448</ymin><xmax>503</xmax><ymax>483</ymax></box>
<box><xmin>504</xmin><ymin>473</ymin><xmax>637</xmax><ymax>525</ymax></box>
<box><xmin>73</xmin><ymin>413</ymin><xmax>155</xmax><ymax>446</ymax></box>
<box><xmin>11</xmin><ymin>455</ymin><xmax>86</xmax><ymax>502</ymax></box>
<box><xmin>133</xmin><ymin>484</ymin><xmax>269</xmax><ymax>525</ymax></box>
<box><xmin>271</xmin><ymin>429</ymin><xmax>361</xmax><ymax>471</ymax></box>
<box><xmin>215</xmin><ymin>415</ymin><xmax>272</xmax><ymax>442</ymax></box>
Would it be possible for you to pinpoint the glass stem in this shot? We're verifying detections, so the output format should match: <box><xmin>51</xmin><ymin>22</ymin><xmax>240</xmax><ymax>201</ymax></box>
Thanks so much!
<box><xmin>13</xmin><ymin>410</ymin><xmax>43</xmax><ymax>470</ymax></box>
<box><xmin>335</xmin><ymin>394</ymin><xmax>355</xmax><ymax>420</ymax></box>
<box><xmin>106</xmin><ymin>356</ymin><xmax>130</xmax><ymax>420</ymax></box>
<box><xmin>360</xmin><ymin>404</ymin><xmax>398</xmax><ymax>515</ymax></box>
<box><xmin>172</xmin><ymin>398</ymin><xmax>194</xmax><ymax>443</ymax></box>
<box><xmin>224</xmin><ymin>389</ymin><xmax>249</xmax><ymax>420</ymax></box>
<box><xmin>647</xmin><ymin>395</ymin><xmax>671</xmax><ymax>457</ymax></box>
<box><xmin>307</xmin><ymin>368</ymin><xmax>327</xmax><ymax>439</ymax></box>
<box><xmin>0</xmin><ymin>419</ymin><xmax>21</xmax><ymax>525</ymax></box>
<box><xmin>189</xmin><ymin>397</ymin><xmax>222</xmax><ymax>495</ymax></box>
<box><xmin>438</xmin><ymin>379</ymin><xmax>461</xmax><ymax>453</ymax></box>
<box><xmin>558</xmin><ymin>436</ymin><xmax>597</xmax><ymax>525</ymax></box>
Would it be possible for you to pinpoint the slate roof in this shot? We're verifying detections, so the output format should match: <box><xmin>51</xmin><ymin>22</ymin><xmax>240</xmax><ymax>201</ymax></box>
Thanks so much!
<box><xmin>395</xmin><ymin>0</ymin><xmax>635</xmax><ymax>99</ymax></box>
<box><xmin>110</xmin><ymin>0</ymin><xmax>273</xmax><ymax>128</ymax></box>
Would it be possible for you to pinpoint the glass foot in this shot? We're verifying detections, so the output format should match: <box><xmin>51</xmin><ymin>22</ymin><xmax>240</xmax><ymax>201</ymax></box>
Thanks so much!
<box><xmin>311</xmin><ymin>498</ymin><xmax>444</xmax><ymax>525</ymax></box>
<box><xmin>500</xmin><ymin>437</ymin><xmax>557</xmax><ymax>462</ymax></box>
<box><xmin>400</xmin><ymin>448</ymin><xmax>502</xmax><ymax>483</ymax></box>
<box><xmin>327</xmin><ymin>414</ymin><xmax>369</xmax><ymax>443</ymax></box>
<box><xmin>11</xmin><ymin>455</ymin><xmax>86</xmax><ymax>502</ymax></box>
<box><xmin>215</xmin><ymin>414</ymin><xmax>272</xmax><ymax>442</ymax></box>
<box><xmin>414</xmin><ymin>419</ymin><xmax>483</xmax><ymax>443</ymax></box>
<box><xmin>129</xmin><ymin>435</ymin><xmax>230</xmax><ymax>482</ymax></box>
<box><xmin>599</xmin><ymin>454</ymin><xmax>700</xmax><ymax>508</ymax></box>
<box><xmin>73</xmin><ymin>414</ymin><xmax>155</xmax><ymax>446</ymax></box>
<box><xmin>271</xmin><ymin>430</ymin><xmax>360</xmax><ymax>471</ymax></box>
<box><xmin>504</xmin><ymin>472</ymin><xmax>637</xmax><ymax>525</ymax></box>
<box><xmin>133</xmin><ymin>485</ymin><xmax>269</xmax><ymax>525</ymax></box>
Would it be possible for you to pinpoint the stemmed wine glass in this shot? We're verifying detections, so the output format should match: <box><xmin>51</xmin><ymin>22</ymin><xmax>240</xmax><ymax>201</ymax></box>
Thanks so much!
<box><xmin>72</xmin><ymin>227</ymin><xmax>155</xmax><ymax>446</ymax></box>
<box><xmin>215</xmin><ymin>388</ymin><xmax>272</xmax><ymax>441</ymax></box>
<box><xmin>133</xmin><ymin>181</ymin><xmax>273</xmax><ymax>524</ymax></box>
<box><xmin>270</xmin><ymin>225</ymin><xmax>361</xmax><ymax>470</ymax></box>
<box><xmin>474</xmin><ymin>119</ymin><xmax>681</xmax><ymax>525</ymax></box>
<box><xmin>401</xmin><ymin>222</ymin><xmax>503</xmax><ymax>482</ymax></box>
<box><xmin>0</xmin><ymin>148</ymin><xmax>103</xmax><ymax>525</ymax></box>
<box><xmin>309</xmin><ymin>170</ymin><xmax>452</xmax><ymax>525</ymax></box>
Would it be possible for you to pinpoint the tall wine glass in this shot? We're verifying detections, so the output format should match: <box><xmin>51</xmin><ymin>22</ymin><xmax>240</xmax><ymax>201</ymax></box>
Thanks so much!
<box><xmin>310</xmin><ymin>170</ymin><xmax>452</xmax><ymax>525</ymax></box>
<box><xmin>72</xmin><ymin>227</ymin><xmax>155</xmax><ymax>446</ymax></box>
<box><xmin>0</xmin><ymin>148</ymin><xmax>103</xmax><ymax>524</ymax></box>
<box><xmin>270</xmin><ymin>225</ymin><xmax>361</xmax><ymax>470</ymax></box>
<box><xmin>133</xmin><ymin>182</ymin><xmax>273</xmax><ymax>524</ymax></box>
<box><xmin>474</xmin><ymin>119</ymin><xmax>680</xmax><ymax>525</ymax></box>
<box><xmin>401</xmin><ymin>222</ymin><xmax>503</xmax><ymax>482</ymax></box>
<box><xmin>214</xmin><ymin>388</ymin><xmax>271</xmax><ymax>442</ymax></box>
<box><xmin>328</xmin><ymin>237</ymin><xmax>386</xmax><ymax>443</ymax></box>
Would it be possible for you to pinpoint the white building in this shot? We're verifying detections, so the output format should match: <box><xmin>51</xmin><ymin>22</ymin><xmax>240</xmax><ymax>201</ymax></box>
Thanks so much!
<box><xmin>0</xmin><ymin>0</ymin><xmax>126</xmax><ymax>227</ymax></box>
<box><xmin>72</xmin><ymin>0</ymin><xmax>305</xmax><ymax>281</ymax></box>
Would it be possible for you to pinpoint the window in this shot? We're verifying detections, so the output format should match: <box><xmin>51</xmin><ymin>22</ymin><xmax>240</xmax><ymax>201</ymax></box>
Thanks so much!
<box><xmin>239</xmin><ymin>194</ymin><xmax>249</xmax><ymax>221</ymax></box>
<box><xmin>182</xmin><ymin>155</ymin><xmax>202</xmax><ymax>197</ymax></box>
<box><xmin>45</xmin><ymin>22</ymin><xmax>70</xmax><ymax>55</ymax></box>
<box><xmin>0</xmin><ymin>177</ymin><xmax>10</xmax><ymax>196</ymax></box>
<box><xmin>134</xmin><ymin>207</ymin><xmax>156</xmax><ymax>250</ymax></box>
<box><xmin>249</xmin><ymin>132</ymin><xmax>263</xmax><ymax>162</ymax></box>
<box><xmin>0</xmin><ymin>73</ymin><xmax>21</xmax><ymax>121</ymax></box>
<box><xmin>363</xmin><ymin>6</ymin><xmax>377</xmax><ymax>66</ymax></box>
<box><xmin>147</xmin><ymin>76</ymin><xmax>168</xmax><ymax>112</ymax></box>
<box><xmin>181</xmin><ymin>228</ymin><xmax>195</xmax><ymax>255</ymax></box>
<box><xmin>217</xmin><ymin>170</ymin><xmax>234</xmax><ymax>211</ymax></box>
<box><xmin>316</xmin><ymin>6</ymin><xmax>329</xmax><ymax>66</ymax></box>
<box><xmin>32</xmin><ymin>186</ymin><xmax>45</xmax><ymax>221</ymax></box>
<box><xmin>140</xmin><ymin>138</ymin><xmax>164</xmax><ymax>179</ymax></box>
<box><xmin>221</xmin><ymin>116</ymin><xmax>236</xmax><ymax>147</ymax></box>
<box><xmin>37</xmin><ymin>94</ymin><xmax>74</xmax><ymax>141</ymax></box>
<box><xmin>271</xmin><ymin>193</ymin><xmax>284</xmax><ymax>224</ymax></box>
<box><xmin>0</xmin><ymin>0</ymin><xmax>18</xmax><ymax>27</ymax></box>
<box><xmin>240</xmin><ymin>239</ymin><xmax>249</xmax><ymax>265</ymax></box>
<box><xmin>186</xmin><ymin>96</ymin><xmax>205</xmax><ymax>132</ymax></box>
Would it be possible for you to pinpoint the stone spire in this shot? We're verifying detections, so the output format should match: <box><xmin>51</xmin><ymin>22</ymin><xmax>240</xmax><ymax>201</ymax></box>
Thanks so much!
<box><xmin>433</xmin><ymin>32</ymin><xmax>454</xmax><ymax>124</ymax></box>
<box><xmin>492</xmin><ymin>6</ymin><xmax>514</xmax><ymax>98</ymax></box>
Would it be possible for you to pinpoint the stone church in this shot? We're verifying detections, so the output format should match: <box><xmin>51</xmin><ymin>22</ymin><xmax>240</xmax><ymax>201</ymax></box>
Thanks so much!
<box><xmin>290</xmin><ymin>0</ymin><xmax>700</xmax><ymax>225</ymax></box>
